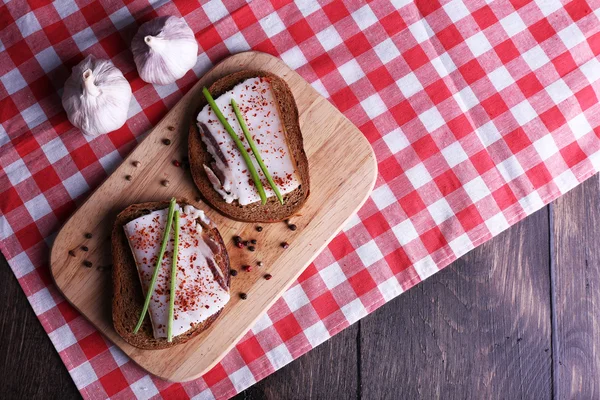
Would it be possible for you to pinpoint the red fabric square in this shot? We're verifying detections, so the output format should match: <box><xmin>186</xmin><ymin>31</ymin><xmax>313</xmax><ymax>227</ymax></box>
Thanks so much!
<box><xmin>560</xmin><ymin>142</ymin><xmax>587</xmax><ymax>168</ymax></box>
<box><xmin>0</xmin><ymin>5</ymin><xmax>13</xmax><ymax>27</ymax></box>
<box><xmin>288</xmin><ymin>19</ymin><xmax>314</xmax><ymax>44</ymax></box>
<box><xmin>0</xmin><ymin>187</ymin><xmax>24</xmax><ymax>214</ymax></box>
<box><xmin>311</xmin><ymin>292</ymin><xmax>339</xmax><ymax>319</ymax></box>
<box><xmin>329</xmin><ymin>233</ymin><xmax>355</xmax><ymax>260</ymax></box>
<box><xmin>0</xmin><ymin>96</ymin><xmax>19</xmax><ymax>123</ymax></box>
<box><xmin>44</xmin><ymin>20</ymin><xmax>71</xmax><ymax>45</ymax></box>
<box><xmin>517</xmin><ymin>72</ymin><xmax>543</xmax><ymax>98</ymax></box>
<box><xmin>575</xmin><ymin>85</ymin><xmax>598</xmax><ymax>111</ymax></box>
<box><xmin>459</xmin><ymin>59</ymin><xmax>486</xmax><ymax>85</ymax></box>
<box><xmin>330</xmin><ymin>87</ymin><xmax>358</xmax><ymax>113</ymax></box>
<box><xmin>565</xmin><ymin>0</ymin><xmax>592</xmax><ymax>21</ymax></box>
<box><xmin>425</xmin><ymin>79</ymin><xmax>452</xmax><ymax>104</ymax></box>
<box><xmin>310</xmin><ymin>53</ymin><xmax>337</xmax><ymax>76</ymax></box>
<box><xmin>413</xmin><ymin>135</ymin><xmax>439</xmax><ymax>160</ymax></box>
<box><xmin>447</xmin><ymin>114</ymin><xmax>474</xmax><ymax>140</ymax></box>
<box><xmin>420</xmin><ymin>226</ymin><xmax>447</xmax><ymax>253</ymax></box>
<box><xmin>15</xmin><ymin>223</ymin><xmax>43</xmax><ymax>251</ymax></box>
<box><xmin>481</xmin><ymin>93</ymin><xmax>509</xmax><ymax>119</ymax></box>
<box><xmin>437</xmin><ymin>25</ymin><xmax>463</xmax><ymax>50</ymax></box>
<box><xmin>255</xmin><ymin>38</ymin><xmax>277</xmax><ymax>55</ymax></box>
<box><xmin>144</xmin><ymin>101</ymin><xmax>168</xmax><ymax>126</ymax></box>
<box><xmin>197</xmin><ymin>26</ymin><xmax>222</xmax><ymax>50</ymax></box>
<box><xmin>510</xmin><ymin>0</ymin><xmax>533</xmax><ymax>9</ymax></box>
<box><xmin>361</xmin><ymin>120</ymin><xmax>381</xmax><ymax>143</ymax></box>
<box><xmin>100</xmin><ymin>32</ymin><xmax>127</xmax><ymax>58</ymax></box>
<box><xmin>57</xmin><ymin>301</ymin><xmax>79</xmax><ymax>323</ymax></box>
<box><xmin>237</xmin><ymin>336</ymin><xmax>265</xmax><ymax>365</ymax></box>
<box><xmin>81</xmin><ymin>2</ymin><xmax>108</xmax><ymax>26</ymax></box>
<box><xmin>504</xmin><ymin>127</ymin><xmax>532</xmax><ymax>153</ymax></box>
<box><xmin>403</xmin><ymin>45</ymin><xmax>429</xmax><ymax>70</ymax></box>
<box><xmin>414</xmin><ymin>0</ymin><xmax>442</xmax><ymax>16</ymax></box>
<box><xmin>390</xmin><ymin>100</ymin><xmax>417</xmax><ymax>126</ymax></box>
<box><xmin>203</xmin><ymin>364</ymin><xmax>228</xmax><ymax>386</ymax></box>
<box><xmin>552</xmin><ymin>51</ymin><xmax>577</xmax><ymax>77</ymax></box>
<box><xmin>13</xmin><ymin>132</ymin><xmax>39</xmax><ymax>158</ymax></box>
<box><xmin>29</xmin><ymin>0</ymin><xmax>53</xmax><ymax>10</ymax></box>
<box><xmin>539</xmin><ymin>106</ymin><xmax>566</xmax><ymax>132</ymax></box>
<box><xmin>399</xmin><ymin>191</ymin><xmax>426</xmax><ymax>217</ymax></box>
<box><xmin>472</xmin><ymin>5</ymin><xmax>498</xmax><ymax>30</ymax></box>
<box><xmin>368</xmin><ymin>66</ymin><xmax>394</xmax><ymax>91</ymax></box>
<box><xmin>347</xmin><ymin>32</ymin><xmax>372</xmax><ymax>58</ymax></box>
<box><xmin>435</xmin><ymin>169</ymin><xmax>462</xmax><ymax>196</ymax></box>
<box><xmin>364</xmin><ymin>212</ymin><xmax>392</xmax><ymax>237</ymax></box>
<box><xmin>71</xmin><ymin>144</ymin><xmax>98</xmax><ymax>170</ymax></box>
<box><xmin>494</xmin><ymin>39</ymin><xmax>520</xmax><ymax>64</ymax></box>
<box><xmin>456</xmin><ymin>204</ymin><xmax>484</xmax><ymax>231</ymax></box>
<box><xmin>323</xmin><ymin>1</ymin><xmax>349</xmax><ymax>23</ymax></box>
<box><xmin>492</xmin><ymin>184</ymin><xmax>518</xmax><ymax>210</ymax></box>
<box><xmin>379</xmin><ymin>156</ymin><xmax>403</xmax><ymax>182</ymax></box>
<box><xmin>231</xmin><ymin>5</ymin><xmax>258</xmax><ymax>29</ymax></box>
<box><xmin>298</xmin><ymin>263</ymin><xmax>318</xmax><ymax>283</ymax></box>
<box><xmin>348</xmin><ymin>269</ymin><xmax>377</xmax><ymax>297</ymax></box>
<box><xmin>528</xmin><ymin>18</ymin><xmax>556</xmax><ymax>43</ymax></box>
<box><xmin>526</xmin><ymin>163</ymin><xmax>553</xmax><ymax>188</ymax></box>
<box><xmin>173</xmin><ymin>0</ymin><xmax>199</xmax><ymax>16</ymax></box>
<box><xmin>380</xmin><ymin>11</ymin><xmax>406</xmax><ymax>37</ymax></box>
<box><xmin>590</xmin><ymin>31</ymin><xmax>600</xmax><ymax>56</ymax></box>
<box><xmin>33</xmin><ymin>165</ymin><xmax>61</xmax><ymax>191</ymax></box>
<box><xmin>99</xmin><ymin>368</ymin><xmax>128</xmax><ymax>397</ymax></box>
<box><xmin>29</xmin><ymin>75</ymin><xmax>54</xmax><ymax>102</ymax></box>
<box><xmin>79</xmin><ymin>332</ymin><xmax>108</xmax><ymax>360</ymax></box>
<box><xmin>160</xmin><ymin>384</ymin><xmax>187</xmax><ymax>399</ymax></box>
<box><xmin>6</xmin><ymin>39</ymin><xmax>34</xmax><ymax>66</ymax></box>
<box><xmin>385</xmin><ymin>248</ymin><xmax>411</xmax><ymax>274</ymax></box>
<box><xmin>108</xmin><ymin>126</ymin><xmax>136</xmax><ymax>150</ymax></box>
<box><xmin>274</xmin><ymin>314</ymin><xmax>303</xmax><ymax>342</ymax></box>
<box><xmin>471</xmin><ymin>150</ymin><xmax>495</xmax><ymax>174</ymax></box>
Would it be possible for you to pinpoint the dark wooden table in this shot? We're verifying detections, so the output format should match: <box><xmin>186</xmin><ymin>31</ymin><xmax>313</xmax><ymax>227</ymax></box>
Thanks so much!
<box><xmin>1</xmin><ymin>174</ymin><xmax>598</xmax><ymax>399</ymax></box>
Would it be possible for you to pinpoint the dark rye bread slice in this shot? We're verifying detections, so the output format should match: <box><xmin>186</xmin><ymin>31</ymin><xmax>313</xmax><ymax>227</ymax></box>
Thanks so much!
<box><xmin>188</xmin><ymin>70</ymin><xmax>310</xmax><ymax>222</ymax></box>
<box><xmin>112</xmin><ymin>199</ymin><xmax>230</xmax><ymax>350</ymax></box>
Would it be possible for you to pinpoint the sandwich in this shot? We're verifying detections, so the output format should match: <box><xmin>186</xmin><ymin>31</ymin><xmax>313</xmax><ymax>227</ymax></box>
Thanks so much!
<box><xmin>189</xmin><ymin>70</ymin><xmax>309</xmax><ymax>222</ymax></box>
<box><xmin>112</xmin><ymin>198</ymin><xmax>230</xmax><ymax>349</ymax></box>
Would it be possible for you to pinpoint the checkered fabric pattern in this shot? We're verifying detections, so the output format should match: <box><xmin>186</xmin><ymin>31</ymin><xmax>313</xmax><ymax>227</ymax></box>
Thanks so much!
<box><xmin>1</xmin><ymin>0</ymin><xmax>600</xmax><ymax>398</ymax></box>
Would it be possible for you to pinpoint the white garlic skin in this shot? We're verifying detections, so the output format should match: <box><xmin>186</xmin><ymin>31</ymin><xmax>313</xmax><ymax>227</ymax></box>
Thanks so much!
<box><xmin>62</xmin><ymin>55</ymin><xmax>132</xmax><ymax>137</ymax></box>
<box><xmin>132</xmin><ymin>16</ymin><xmax>198</xmax><ymax>85</ymax></box>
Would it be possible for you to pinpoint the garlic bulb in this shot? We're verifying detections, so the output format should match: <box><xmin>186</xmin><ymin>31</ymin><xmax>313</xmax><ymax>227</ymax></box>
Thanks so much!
<box><xmin>62</xmin><ymin>55</ymin><xmax>132</xmax><ymax>137</ymax></box>
<box><xmin>132</xmin><ymin>16</ymin><xmax>198</xmax><ymax>85</ymax></box>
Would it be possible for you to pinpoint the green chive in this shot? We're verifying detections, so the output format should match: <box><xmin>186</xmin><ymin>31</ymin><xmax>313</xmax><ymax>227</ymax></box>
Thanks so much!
<box><xmin>231</xmin><ymin>99</ymin><xmax>284</xmax><ymax>205</ymax></box>
<box><xmin>202</xmin><ymin>87</ymin><xmax>267</xmax><ymax>205</ymax></box>
<box><xmin>167</xmin><ymin>209</ymin><xmax>180</xmax><ymax>342</ymax></box>
<box><xmin>134</xmin><ymin>197</ymin><xmax>177</xmax><ymax>334</ymax></box>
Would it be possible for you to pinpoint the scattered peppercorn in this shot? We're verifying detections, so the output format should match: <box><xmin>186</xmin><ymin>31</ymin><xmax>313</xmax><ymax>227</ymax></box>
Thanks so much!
<box><xmin>125</xmin><ymin>175</ymin><xmax>132</xmax><ymax>181</ymax></box>
<box><xmin>68</xmin><ymin>250</ymin><xmax>76</xmax><ymax>257</ymax></box>
<box><xmin>83</xmin><ymin>260</ymin><xmax>92</xmax><ymax>268</ymax></box>
<box><xmin>243</xmin><ymin>240</ymin><xmax>249</xmax><ymax>246</ymax></box>
<box><xmin>233</xmin><ymin>236</ymin><xmax>242</xmax><ymax>242</ymax></box>
<box><xmin>288</xmin><ymin>224</ymin><xmax>297</xmax><ymax>231</ymax></box>
<box><xmin>281</xmin><ymin>242</ymin><xmax>289</xmax><ymax>249</ymax></box>
<box><xmin>173</xmin><ymin>160</ymin><xmax>181</xmax><ymax>167</ymax></box>
<box><xmin>167</xmin><ymin>126</ymin><xmax>175</xmax><ymax>131</ymax></box>
<box><xmin>256</xmin><ymin>226</ymin><xmax>263</xmax><ymax>232</ymax></box>
<box><xmin>161</xmin><ymin>179</ymin><xmax>170</xmax><ymax>187</ymax></box>
<box><xmin>133</xmin><ymin>161</ymin><xmax>141</xmax><ymax>167</ymax></box>
<box><xmin>230</xmin><ymin>269</ymin><xmax>238</xmax><ymax>276</ymax></box>
<box><xmin>84</xmin><ymin>233</ymin><xmax>92</xmax><ymax>239</ymax></box>
<box><xmin>81</xmin><ymin>245</ymin><xmax>88</xmax><ymax>251</ymax></box>
<box><xmin>236</xmin><ymin>242</ymin><xmax>244</xmax><ymax>249</ymax></box>
<box><xmin>162</xmin><ymin>138</ymin><xmax>171</xmax><ymax>145</ymax></box>
<box><xmin>257</xmin><ymin>261</ymin><xmax>263</xmax><ymax>267</ymax></box>
<box><xmin>239</xmin><ymin>293</ymin><xmax>248</xmax><ymax>300</ymax></box>
<box><xmin>243</xmin><ymin>265</ymin><xmax>253</xmax><ymax>272</ymax></box>
<box><xmin>250</xmin><ymin>239</ymin><xmax>257</xmax><ymax>245</ymax></box>
<box><xmin>264</xmin><ymin>274</ymin><xmax>272</xmax><ymax>280</ymax></box>
<box><xmin>248</xmin><ymin>245</ymin><xmax>256</xmax><ymax>252</ymax></box>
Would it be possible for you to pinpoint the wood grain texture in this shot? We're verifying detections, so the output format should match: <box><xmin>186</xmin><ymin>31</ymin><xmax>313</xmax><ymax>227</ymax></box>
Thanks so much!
<box><xmin>359</xmin><ymin>207</ymin><xmax>552</xmax><ymax>399</ymax></box>
<box><xmin>49</xmin><ymin>51</ymin><xmax>377</xmax><ymax>382</ymax></box>
<box><xmin>552</xmin><ymin>175</ymin><xmax>600</xmax><ymax>399</ymax></box>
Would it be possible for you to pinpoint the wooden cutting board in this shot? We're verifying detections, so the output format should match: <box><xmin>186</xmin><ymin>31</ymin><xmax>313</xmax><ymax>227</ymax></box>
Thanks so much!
<box><xmin>50</xmin><ymin>51</ymin><xmax>377</xmax><ymax>382</ymax></box>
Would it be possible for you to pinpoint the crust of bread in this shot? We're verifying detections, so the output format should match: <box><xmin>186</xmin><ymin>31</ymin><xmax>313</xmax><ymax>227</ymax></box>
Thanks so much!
<box><xmin>188</xmin><ymin>70</ymin><xmax>310</xmax><ymax>222</ymax></box>
<box><xmin>111</xmin><ymin>199</ymin><xmax>230</xmax><ymax>350</ymax></box>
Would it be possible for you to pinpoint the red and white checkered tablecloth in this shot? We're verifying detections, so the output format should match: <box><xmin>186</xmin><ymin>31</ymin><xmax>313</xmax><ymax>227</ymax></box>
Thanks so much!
<box><xmin>1</xmin><ymin>0</ymin><xmax>600</xmax><ymax>398</ymax></box>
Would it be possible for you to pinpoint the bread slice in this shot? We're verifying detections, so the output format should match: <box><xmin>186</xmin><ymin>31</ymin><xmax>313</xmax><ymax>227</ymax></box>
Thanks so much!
<box><xmin>188</xmin><ymin>70</ymin><xmax>310</xmax><ymax>222</ymax></box>
<box><xmin>111</xmin><ymin>199</ymin><xmax>230</xmax><ymax>350</ymax></box>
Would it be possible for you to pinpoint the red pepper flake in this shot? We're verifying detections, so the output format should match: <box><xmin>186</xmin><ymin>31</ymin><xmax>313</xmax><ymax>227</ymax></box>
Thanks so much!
<box><xmin>281</xmin><ymin>242</ymin><xmax>289</xmax><ymax>249</ymax></box>
<box><xmin>243</xmin><ymin>265</ymin><xmax>252</xmax><ymax>272</ymax></box>
<box><xmin>173</xmin><ymin>160</ymin><xmax>181</xmax><ymax>167</ymax></box>
<box><xmin>264</xmin><ymin>274</ymin><xmax>272</xmax><ymax>280</ymax></box>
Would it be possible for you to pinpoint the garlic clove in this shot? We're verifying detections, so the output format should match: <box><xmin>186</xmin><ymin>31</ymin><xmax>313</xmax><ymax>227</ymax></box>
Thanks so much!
<box><xmin>62</xmin><ymin>55</ymin><xmax>132</xmax><ymax>137</ymax></box>
<box><xmin>132</xmin><ymin>16</ymin><xmax>198</xmax><ymax>85</ymax></box>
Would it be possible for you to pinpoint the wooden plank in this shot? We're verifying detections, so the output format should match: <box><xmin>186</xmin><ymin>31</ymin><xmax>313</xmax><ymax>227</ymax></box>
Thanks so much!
<box><xmin>0</xmin><ymin>256</ymin><xmax>79</xmax><ymax>399</ymax></box>
<box><xmin>49</xmin><ymin>51</ymin><xmax>377</xmax><ymax>382</ymax></box>
<box><xmin>359</xmin><ymin>207</ymin><xmax>552</xmax><ymax>399</ymax></box>
<box><xmin>551</xmin><ymin>175</ymin><xmax>600</xmax><ymax>399</ymax></box>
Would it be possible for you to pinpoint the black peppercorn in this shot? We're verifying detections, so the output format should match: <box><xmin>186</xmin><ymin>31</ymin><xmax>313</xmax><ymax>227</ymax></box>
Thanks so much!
<box><xmin>264</xmin><ymin>274</ymin><xmax>272</xmax><ymax>280</ymax></box>
<box><xmin>83</xmin><ymin>260</ymin><xmax>92</xmax><ymax>268</ymax></box>
<box><xmin>256</xmin><ymin>226</ymin><xmax>263</xmax><ymax>232</ymax></box>
<box><xmin>250</xmin><ymin>239</ymin><xmax>257</xmax><ymax>244</ymax></box>
<box><xmin>162</xmin><ymin>138</ymin><xmax>171</xmax><ymax>145</ymax></box>
<box><xmin>81</xmin><ymin>245</ymin><xmax>88</xmax><ymax>251</ymax></box>
<box><xmin>68</xmin><ymin>250</ymin><xmax>75</xmax><ymax>257</ymax></box>
<box><xmin>240</xmin><ymin>293</ymin><xmax>248</xmax><ymax>300</ymax></box>
<box><xmin>84</xmin><ymin>233</ymin><xmax>92</xmax><ymax>239</ymax></box>
<box><xmin>281</xmin><ymin>242</ymin><xmax>289</xmax><ymax>249</ymax></box>
<box><xmin>248</xmin><ymin>245</ymin><xmax>256</xmax><ymax>252</ymax></box>
<box><xmin>230</xmin><ymin>269</ymin><xmax>238</xmax><ymax>276</ymax></box>
<box><xmin>288</xmin><ymin>224</ymin><xmax>297</xmax><ymax>231</ymax></box>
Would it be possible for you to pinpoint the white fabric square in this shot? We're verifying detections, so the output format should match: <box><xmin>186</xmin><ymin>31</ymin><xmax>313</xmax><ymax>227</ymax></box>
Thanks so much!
<box><xmin>397</xmin><ymin>72</ymin><xmax>423</xmax><ymax>98</ymax></box>
<box><xmin>192</xmin><ymin>389</ymin><xmax>216</xmax><ymax>400</ymax></box>
<box><xmin>24</xmin><ymin>194</ymin><xmax>52</xmax><ymax>221</ymax></box>
<box><xmin>441</xmin><ymin>142</ymin><xmax>468</xmax><ymax>167</ymax></box>
<box><xmin>590</xmin><ymin>150</ymin><xmax>600</xmax><ymax>171</ymax></box>
<box><xmin>251</xmin><ymin>312</ymin><xmax>273</xmax><ymax>334</ymax></box>
<box><xmin>28</xmin><ymin>288</ymin><xmax>55</xmax><ymax>315</ymax></box>
<box><xmin>339</xmin><ymin>59</ymin><xmax>365</xmax><ymax>86</ymax></box>
<box><xmin>497</xmin><ymin>155</ymin><xmax>525</xmax><ymax>181</ymax></box>
<box><xmin>510</xmin><ymin>100</ymin><xmax>537</xmax><ymax>125</ymax></box>
<box><xmin>0</xmin><ymin>123</ymin><xmax>7</xmax><ymax>148</ymax></box>
<box><xmin>554</xmin><ymin>169</ymin><xmax>578</xmax><ymax>194</ymax></box>
<box><xmin>391</xmin><ymin>0</ymin><xmax>413</xmax><ymax>7</ymax></box>
<box><xmin>500</xmin><ymin>11</ymin><xmax>527</xmax><ymax>37</ymax></box>
<box><xmin>202</xmin><ymin>0</ymin><xmax>229</xmax><ymax>23</ymax></box>
<box><xmin>49</xmin><ymin>324</ymin><xmax>77</xmax><ymax>352</ymax></box>
<box><xmin>127</xmin><ymin>97</ymin><xmax>142</xmax><ymax>118</ymax></box>
<box><xmin>378</xmin><ymin>277</ymin><xmax>403</xmax><ymax>301</ymax></box>
<box><xmin>448</xmin><ymin>233</ymin><xmax>474</xmax><ymax>257</ymax></box>
<box><xmin>320</xmin><ymin>262</ymin><xmax>347</xmax><ymax>290</ymax></box>
<box><xmin>361</xmin><ymin>93</ymin><xmax>387</xmax><ymax>119</ymax></box>
<box><xmin>356</xmin><ymin>240</ymin><xmax>384</xmax><ymax>266</ymax></box>
<box><xmin>130</xmin><ymin>376</ymin><xmax>159</xmax><ymax>400</ymax></box>
<box><xmin>229</xmin><ymin>366</ymin><xmax>255</xmax><ymax>392</ymax></box>
<box><xmin>22</xmin><ymin>103</ymin><xmax>45</xmax><ymax>129</ymax></box>
<box><xmin>6</xmin><ymin>158</ymin><xmax>30</xmax><ymax>186</ymax></box>
<box><xmin>533</xmin><ymin>135</ymin><xmax>559</xmax><ymax>161</ymax></box>
<box><xmin>70</xmin><ymin>361</ymin><xmax>98</xmax><ymax>390</ymax></box>
<box><xmin>580</xmin><ymin>58</ymin><xmax>600</xmax><ymax>83</ymax></box>
<box><xmin>536</xmin><ymin>0</ymin><xmax>563</xmax><ymax>16</ymax></box>
<box><xmin>53</xmin><ymin>0</ymin><xmax>78</xmax><ymax>19</ymax></box>
<box><xmin>383</xmin><ymin>128</ymin><xmax>410</xmax><ymax>153</ymax></box>
<box><xmin>99</xmin><ymin>150</ymin><xmax>122</xmax><ymax>174</ymax></box>
<box><xmin>408</xmin><ymin>20</ymin><xmax>434</xmax><ymax>44</ymax></box>
<box><xmin>392</xmin><ymin>219</ymin><xmax>419</xmax><ymax>246</ymax></box>
<box><xmin>454</xmin><ymin>86</ymin><xmax>478</xmax><ymax>112</ymax></box>
<box><xmin>298</xmin><ymin>1</ymin><xmax>321</xmax><ymax>17</ymax></box>
<box><xmin>0</xmin><ymin>215</ymin><xmax>13</xmax><ymax>242</ymax></box>
<box><xmin>558</xmin><ymin>24</ymin><xmax>586</xmax><ymax>49</ymax></box>
<box><xmin>1</xmin><ymin>68</ymin><xmax>28</xmax><ymax>95</ymax></box>
<box><xmin>443</xmin><ymin>0</ymin><xmax>470</xmax><ymax>23</ymax></box>
<box><xmin>224</xmin><ymin>31</ymin><xmax>250</xmax><ymax>53</ymax></box>
<box><xmin>16</xmin><ymin>12</ymin><xmax>42</xmax><ymax>37</ymax></box>
<box><xmin>419</xmin><ymin>106</ymin><xmax>445</xmax><ymax>132</ymax></box>
<box><xmin>10</xmin><ymin>251</ymin><xmax>35</xmax><ymax>279</ymax></box>
<box><xmin>430</xmin><ymin>52</ymin><xmax>456</xmax><ymax>78</ymax></box>
<box><xmin>265</xmin><ymin>343</ymin><xmax>293</xmax><ymax>370</ymax></box>
<box><xmin>35</xmin><ymin>47</ymin><xmax>62</xmax><ymax>74</ymax></box>
<box><xmin>73</xmin><ymin>27</ymin><xmax>97</xmax><ymax>51</ymax></box>
<box><xmin>63</xmin><ymin>172</ymin><xmax>90</xmax><ymax>200</ymax></box>
<box><xmin>283</xmin><ymin>284</ymin><xmax>310</xmax><ymax>312</ymax></box>
<box><xmin>341</xmin><ymin>298</ymin><xmax>368</xmax><ymax>323</ymax></box>
<box><xmin>463</xmin><ymin>176</ymin><xmax>491</xmax><ymax>203</ymax></box>
<box><xmin>413</xmin><ymin>255</ymin><xmax>437</xmax><ymax>280</ymax></box>
<box><xmin>109</xmin><ymin>6</ymin><xmax>135</xmax><ymax>30</ymax></box>
<box><xmin>260</xmin><ymin>13</ymin><xmax>287</xmax><ymax>38</ymax></box>
<box><xmin>488</xmin><ymin>66</ymin><xmax>513</xmax><ymax>92</ymax></box>
<box><xmin>316</xmin><ymin>26</ymin><xmax>343</xmax><ymax>52</ymax></box>
<box><xmin>342</xmin><ymin>213</ymin><xmax>362</xmax><ymax>232</ymax></box>
<box><xmin>281</xmin><ymin>46</ymin><xmax>307</xmax><ymax>69</ymax></box>
<box><xmin>109</xmin><ymin>345</ymin><xmax>129</xmax><ymax>367</ymax></box>
<box><xmin>465</xmin><ymin>31</ymin><xmax>492</xmax><ymax>57</ymax></box>
<box><xmin>477</xmin><ymin>120</ymin><xmax>501</xmax><ymax>147</ymax></box>
<box><xmin>518</xmin><ymin>191</ymin><xmax>544</xmax><ymax>214</ymax></box>
<box><xmin>522</xmin><ymin>45</ymin><xmax>550</xmax><ymax>70</ymax></box>
<box><xmin>428</xmin><ymin>198</ymin><xmax>454</xmax><ymax>224</ymax></box>
<box><xmin>546</xmin><ymin>79</ymin><xmax>573</xmax><ymax>105</ymax></box>
<box><xmin>154</xmin><ymin>82</ymin><xmax>179</xmax><ymax>99</ymax></box>
<box><xmin>352</xmin><ymin>4</ymin><xmax>378</xmax><ymax>30</ymax></box>
<box><xmin>568</xmin><ymin>114</ymin><xmax>593</xmax><ymax>139</ymax></box>
<box><xmin>485</xmin><ymin>213</ymin><xmax>510</xmax><ymax>236</ymax></box>
<box><xmin>193</xmin><ymin>52</ymin><xmax>213</xmax><ymax>78</ymax></box>
<box><xmin>304</xmin><ymin>321</ymin><xmax>329</xmax><ymax>347</ymax></box>
<box><xmin>311</xmin><ymin>79</ymin><xmax>329</xmax><ymax>98</ymax></box>
<box><xmin>405</xmin><ymin>162</ymin><xmax>432</xmax><ymax>189</ymax></box>
<box><xmin>374</xmin><ymin>38</ymin><xmax>400</xmax><ymax>64</ymax></box>
<box><xmin>372</xmin><ymin>184</ymin><xmax>397</xmax><ymax>210</ymax></box>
